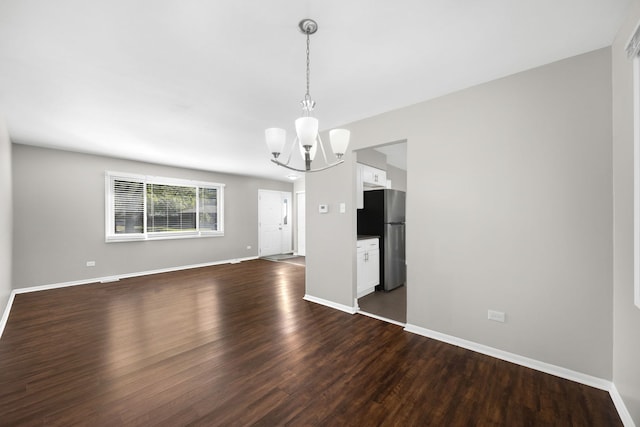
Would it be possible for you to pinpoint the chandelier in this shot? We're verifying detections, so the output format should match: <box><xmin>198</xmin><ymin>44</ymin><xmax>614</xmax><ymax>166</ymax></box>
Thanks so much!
<box><xmin>265</xmin><ymin>19</ymin><xmax>350</xmax><ymax>173</ymax></box>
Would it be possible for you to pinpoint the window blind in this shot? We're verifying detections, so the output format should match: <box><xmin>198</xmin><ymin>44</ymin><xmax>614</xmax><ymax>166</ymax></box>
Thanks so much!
<box><xmin>199</xmin><ymin>187</ymin><xmax>218</xmax><ymax>231</ymax></box>
<box><xmin>113</xmin><ymin>179</ymin><xmax>144</xmax><ymax>234</ymax></box>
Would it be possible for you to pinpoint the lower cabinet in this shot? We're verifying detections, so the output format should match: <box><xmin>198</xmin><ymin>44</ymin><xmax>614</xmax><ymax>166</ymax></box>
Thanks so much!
<box><xmin>357</xmin><ymin>238</ymin><xmax>380</xmax><ymax>298</ymax></box>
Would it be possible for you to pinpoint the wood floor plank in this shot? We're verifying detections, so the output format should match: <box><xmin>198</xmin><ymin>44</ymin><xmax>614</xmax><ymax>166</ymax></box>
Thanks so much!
<box><xmin>0</xmin><ymin>259</ymin><xmax>622</xmax><ymax>426</ymax></box>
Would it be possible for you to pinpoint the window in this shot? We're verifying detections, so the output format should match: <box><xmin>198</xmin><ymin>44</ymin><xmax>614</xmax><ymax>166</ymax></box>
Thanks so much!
<box><xmin>106</xmin><ymin>172</ymin><xmax>224</xmax><ymax>242</ymax></box>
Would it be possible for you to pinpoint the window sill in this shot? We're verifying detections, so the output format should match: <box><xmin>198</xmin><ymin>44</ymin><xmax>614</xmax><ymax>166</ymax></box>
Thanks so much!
<box><xmin>106</xmin><ymin>232</ymin><xmax>224</xmax><ymax>243</ymax></box>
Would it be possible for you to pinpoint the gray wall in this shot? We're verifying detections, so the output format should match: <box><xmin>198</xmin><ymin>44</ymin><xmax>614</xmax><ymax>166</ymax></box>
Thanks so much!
<box><xmin>306</xmin><ymin>143</ymin><xmax>356</xmax><ymax>306</ymax></box>
<box><xmin>307</xmin><ymin>48</ymin><xmax>614</xmax><ymax>379</ymax></box>
<box><xmin>612</xmin><ymin>1</ymin><xmax>640</xmax><ymax>422</ymax></box>
<box><xmin>12</xmin><ymin>144</ymin><xmax>292</xmax><ymax>288</ymax></box>
<box><xmin>386</xmin><ymin>164</ymin><xmax>407</xmax><ymax>192</ymax></box>
<box><xmin>356</xmin><ymin>148</ymin><xmax>387</xmax><ymax>170</ymax></box>
<box><xmin>0</xmin><ymin>118</ymin><xmax>12</xmax><ymax>314</ymax></box>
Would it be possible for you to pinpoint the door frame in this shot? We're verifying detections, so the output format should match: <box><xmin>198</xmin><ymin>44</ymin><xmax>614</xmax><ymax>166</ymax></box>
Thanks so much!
<box><xmin>258</xmin><ymin>189</ymin><xmax>292</xmax><ymax>257</ymax></box>
<box><xmin>296</xmin><ymin>191</ymin><xmax>306</xmax><ymax>256</ymax></box>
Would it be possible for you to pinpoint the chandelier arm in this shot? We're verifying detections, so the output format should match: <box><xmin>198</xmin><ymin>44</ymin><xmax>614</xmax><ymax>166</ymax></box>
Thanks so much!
<box><xmin>271</xmin><ymin>159</ymin><xmax>344</xmax><ymax>173</ymax></box>
<box><xmin>306</xmin><ymin>160</ymin><xmax>345</xmax><ymax>172</ymax></box>
<box><xmin>316</xmin><ymin>134</ymin><xmax>329</xmax><ymax>165</ymax></box>
<box><xmin>270</xmin><ymin>159</ymin><xmax>307</xmax><ymax>173</ymax></box>
<box><xmin>281</xmin><ymin>136</ymin><xmax>297</xmax><ymax>166</ymax></box>
<box><xmin>273</xmin><ymin>135</ymin><xmax>308</xmax><ymax>171</ymax></box>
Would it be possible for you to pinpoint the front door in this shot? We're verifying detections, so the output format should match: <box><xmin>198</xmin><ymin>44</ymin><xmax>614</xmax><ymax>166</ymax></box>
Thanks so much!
<box><xmin>258</xmin><ymin>190</ymin><xmax>292</xmax><ymax>257</ymax></box>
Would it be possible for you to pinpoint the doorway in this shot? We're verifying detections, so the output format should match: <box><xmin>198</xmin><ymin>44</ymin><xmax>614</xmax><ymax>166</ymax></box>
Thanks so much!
<box><xmin>355</xmin><ymin>141</ymin><xmax>407</xmax><ymax>325</ymax></box>
<box><xmin>258</xmin><ymin>190</ymin><xmax>292</xmax><ymax>257</ymax></box>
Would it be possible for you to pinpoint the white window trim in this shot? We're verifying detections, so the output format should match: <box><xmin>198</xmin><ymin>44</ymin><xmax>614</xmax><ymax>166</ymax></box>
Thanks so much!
<box><xmin>626</xmin><ymin>19</ymin><xmax>640</xmax><ymax>308</ymax></box>
<box><xmin>634</xmin><ymin>57</ymin><xmax>640</xmax><ymax>308</ymax></box>
<box><xmin>105</xmin><ymin>171</ymin><xmax>225</xmax><ymax>242</ymax></box>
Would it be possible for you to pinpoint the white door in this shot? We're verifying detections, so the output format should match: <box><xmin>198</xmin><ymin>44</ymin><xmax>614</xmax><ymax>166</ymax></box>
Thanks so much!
<box><xmin>259</xmin><ymin>190</ymin><xmax>292</xmax><ymax>257</ymax></box>
<box><xmin>296</xmin><ymin>192</ymin><xmax>306</xmax><ymax>256</ymax></box>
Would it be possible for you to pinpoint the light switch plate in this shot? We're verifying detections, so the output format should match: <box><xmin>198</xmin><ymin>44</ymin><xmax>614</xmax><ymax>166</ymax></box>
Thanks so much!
<box><xmin>339</xmin><ymin>203</ymin><xmax>346</xmax><ymax>213</ymax></box>
<box><xmin>488</xmin><ymin>310</ymin><xmax>506</xmax><ymax>322</ymax></box>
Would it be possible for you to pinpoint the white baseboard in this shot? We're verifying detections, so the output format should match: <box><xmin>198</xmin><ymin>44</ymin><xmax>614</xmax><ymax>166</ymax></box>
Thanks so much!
<box><xmin>610</xmin><ymin>383</ymin><xmax>636</xmax><ymax>427</ymax></box>
<box><xmin>404</xmin><ymin>323</ymin><xmax>610</xmax><ymax>390</ymax></box>
<box><xmin>0</xmin><ymin>291</ymin><xmax>16</xmax><ymax>339</ymax></box>
<box><xmin>303</xmin><ymin>294</ymin><xmax>357</xmax><ymax>314</ymax></box>
<box><xmin>357</xmin><ymin>309</ymin><xmax>406</xmax><ymax>327</ymax></box>
<box><xmin>404</xmin><ymin>323</ymin><xmax>636</xmax><ymax>426</ymax></box>
<box><xmin>0</xmin><ymin>256</ymin><xmax>259</xmax><ymax>339</ymax></box>
<box><xmin>13</xmin><ymin>256</ymin><xmax>259</xmax><ymax>295</ymax></box>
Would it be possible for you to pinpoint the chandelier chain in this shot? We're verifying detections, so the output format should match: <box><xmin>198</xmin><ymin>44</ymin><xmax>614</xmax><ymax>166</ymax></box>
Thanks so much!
<box><xmin>305</xmin><ymin>31</ymin><xmax>311</xmax><ymax>101</ymax></box>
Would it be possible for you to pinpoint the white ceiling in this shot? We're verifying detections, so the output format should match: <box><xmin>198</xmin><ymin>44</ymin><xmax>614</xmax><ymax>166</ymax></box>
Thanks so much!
<box><xmin>0</xmin><ymin>0</ymin><xmax>632</xmax><ymax>181</ymax></box>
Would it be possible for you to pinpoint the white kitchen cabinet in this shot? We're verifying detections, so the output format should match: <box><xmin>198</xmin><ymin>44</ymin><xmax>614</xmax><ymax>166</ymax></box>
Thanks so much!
<box><xmin>357</xmin><ymin>238</ymin><xmax>380</xmax><ymax>298</ymax></box>
<box><xmin>356</xmin><ymin>163</ymin><xmax>386</xmax><ymax>209</ymax></box>
<box><xmin>361</xmin><ymin>165</ymin><xmax>386</xmax><ymax>187</ymax></box>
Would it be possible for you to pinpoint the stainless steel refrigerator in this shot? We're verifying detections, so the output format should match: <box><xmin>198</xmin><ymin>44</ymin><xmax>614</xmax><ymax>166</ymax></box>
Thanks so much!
<box><xmin>357</xmin><ymin>189</ymin><xmax>406</xmax><ymax>291</ymax></box>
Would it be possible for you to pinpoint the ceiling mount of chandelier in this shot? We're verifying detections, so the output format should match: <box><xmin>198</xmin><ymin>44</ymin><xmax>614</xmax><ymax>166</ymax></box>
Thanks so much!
<box><xmin>265</xmin><ymin>19</ymin><xmax>350</xmax><ymax>173</ymax></box>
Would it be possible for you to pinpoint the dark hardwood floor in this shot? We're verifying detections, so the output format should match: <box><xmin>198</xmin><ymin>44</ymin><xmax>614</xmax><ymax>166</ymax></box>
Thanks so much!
<box><xmin>0</xmin><ymin>260</ymin><xmax>621</xmax><ymax>426</ymax></box>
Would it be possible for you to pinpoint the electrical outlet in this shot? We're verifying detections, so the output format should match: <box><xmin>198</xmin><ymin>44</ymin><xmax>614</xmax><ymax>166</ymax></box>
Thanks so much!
<box><xmin>246</xmin><ymin>245</ymin><xmax>252</xmax><ymax>250</ymax></box>
<box><xmin>86</xmin><ymin>261</ymin><xmax>96</xmax><ymax>267</ymax></box>
<box><xmin>488</xmin><ymin>310</ymin><xmax>505</xmax><ymax>323</ymax></box>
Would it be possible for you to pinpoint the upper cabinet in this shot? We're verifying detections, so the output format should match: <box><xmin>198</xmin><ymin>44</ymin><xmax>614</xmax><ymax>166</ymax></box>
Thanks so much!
<box><xmin>361</xmin><ymin>164</ymin><xmax>386</xmax><ymax>187</ymax></box>
<box><xmin>356</xmin><ymin>163</ymin><xmax>387</xmax><ymax>209</ymax></box>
